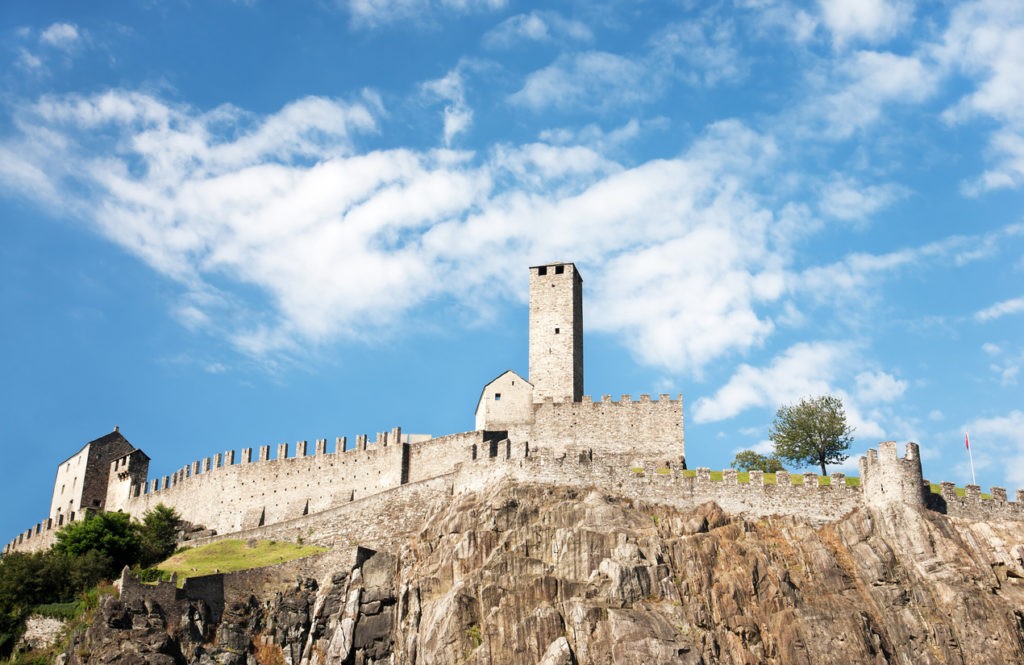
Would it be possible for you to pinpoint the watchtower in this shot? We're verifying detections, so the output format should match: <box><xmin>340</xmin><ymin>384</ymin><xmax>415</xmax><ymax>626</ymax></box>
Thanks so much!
<box><xmin>859</xmin><ymin>441</ymin><xmax>925</xmax><ymax>509</ymax></box>
<box><xmin>529</xmin><ymin>262</ymin><xmax>583</xmax><ymax>402</ymax></box>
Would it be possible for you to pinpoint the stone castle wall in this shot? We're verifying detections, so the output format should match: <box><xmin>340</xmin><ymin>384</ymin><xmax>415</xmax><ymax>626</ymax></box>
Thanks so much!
<box><xmin>121</xmin><ymin>429</ymin><xmax>412</xmax><ymax>537</ymax></box>
<box><xmin>530</xmin><ymin>394</ymin><xmax>684</xmax><ymax>466</ymax></box>
<box><xmin>7</xmin><ymin>435</ymin><xmax>1023</xmax><ymax>556</ymax></box>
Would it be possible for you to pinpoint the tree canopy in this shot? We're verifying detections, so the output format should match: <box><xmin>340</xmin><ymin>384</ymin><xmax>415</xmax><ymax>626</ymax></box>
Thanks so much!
<box><xmin>769</xmin><ymin>395</ymin><xmax>854</xmax><ymax>475</ymax></box>
<box><xmin>138</xmin><ymin>504</ymin><xmax>182</xmax><ymax>567</ymax></box>
<box><xmin>53</xmin><ymin>511</ymin><xmax>140</xmax><ymax>576</ymax></box>
<box><xmin>730</xmin><ymin>450</ymin><xmax>785</xmax><ymax>473</ymax></box>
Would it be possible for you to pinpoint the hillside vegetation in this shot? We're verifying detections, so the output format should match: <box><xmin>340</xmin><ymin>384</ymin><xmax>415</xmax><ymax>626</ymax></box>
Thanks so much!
<box><xmin>157</xmin><ymin>539</ymin><xmax>326</xmax><ymax>583</ymax></box>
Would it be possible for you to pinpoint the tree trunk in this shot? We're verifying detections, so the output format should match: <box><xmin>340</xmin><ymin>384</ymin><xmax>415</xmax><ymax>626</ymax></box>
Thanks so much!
<box><xmin>820</xmin><ymin>459</ymin><xmax>827</xmax><ymax>476</ymax></box>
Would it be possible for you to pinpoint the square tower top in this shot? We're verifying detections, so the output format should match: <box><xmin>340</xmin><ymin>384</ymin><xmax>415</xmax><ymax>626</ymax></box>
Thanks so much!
<box><xmin>529</xmin><ymin>262</ymin><xmax>583</xmax><ymax>402</ymax></box>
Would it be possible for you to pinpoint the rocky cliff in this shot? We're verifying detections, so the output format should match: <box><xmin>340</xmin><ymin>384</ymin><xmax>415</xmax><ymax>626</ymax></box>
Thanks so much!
<box><xmin>64</xmin><ymin>480</ymin><xmax>1024</xmax><ymax>664</ymax></box>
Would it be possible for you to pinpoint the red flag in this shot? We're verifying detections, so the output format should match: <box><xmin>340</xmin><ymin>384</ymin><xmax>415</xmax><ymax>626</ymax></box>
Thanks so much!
<box><xmin>965</xmin><ymin>432</ymin><xmax>970</xmax><ymax>450</ymax></box>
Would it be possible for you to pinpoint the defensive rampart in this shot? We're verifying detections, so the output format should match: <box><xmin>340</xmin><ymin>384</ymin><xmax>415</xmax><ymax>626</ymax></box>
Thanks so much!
<box><xmin>7</xmin><ymin>436</ymin><xmax>1024</xmax><ymax>556</ymax></box>
<box><xmin>530</xmin><ymin>394</ymin><xmax>684</xmax><ymax>466</ymax></box>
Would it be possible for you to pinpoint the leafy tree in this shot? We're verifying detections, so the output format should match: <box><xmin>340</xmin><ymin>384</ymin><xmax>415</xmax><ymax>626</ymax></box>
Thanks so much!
<box><xmin>730</xmin><ymin>450</ymin><xmax>785</xmax><ymax>473</ymax></box>
<box><xmin>138</xmin><ymin>504</ymin><xmax>182</xmax><ymax>567</ymax></box>
<box><xmin>53</xmin><ymin>511</ymin><xmax>140</xmax><ymax>576</ymax></box>
<box><xmin>769</xmin><ymin>395</ymin><xmax>854</xmax><ymax>475</ymax></box>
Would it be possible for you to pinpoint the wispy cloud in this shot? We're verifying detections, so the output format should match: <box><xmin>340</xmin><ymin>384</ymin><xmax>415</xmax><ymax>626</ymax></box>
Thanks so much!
<box><xmin>935</xmin><ymin>0</ymin><xmax>1024</xmax><ymax>192</ymax></box>
<box><xmin>510</xmin><ymin>51</ymin><xmax>653</xmax><ymax>111</ymax></box>
<box><xmin>650</xmin><ymin>18</ymin><xmax>747</xmax><ymax>86</ymax></box>
<box><xmin>345</xmin><ymin>0</ymin><xmax>506</xmax><ymax>28</ymax></box>
<box><xmin>975</xmin><ymin>296</ymin><xmax>1024</xmax><ymax>322</ymax></box>
<box><xmin>817</xmin><ymin>174</ymin><xmax>908</xmax><ymax>222</ymax></box>
<box><xmin>421</xmin><ymin>68</ymin><xmax>473</xmax><ymax>146</ymax></box>
<box><xmin>818</xmin><ymin>0</ymin><xmax>915</xmax><ymax>48</ymax></box>
<box><xmin>39</xmin><ymin>22</ymin><xmax>82</xmax><ymax>50</ymax></box>
<box><xmin>814</xmin><ymin>50</ymin><xmax>938</xmax><ymax>139</ymax></box>
<box><xmin>692</xmin><ymin>341</ymin><xmax>853</xmax><ymax>423</ymax></box>
<box><xmin>966</xmin><ymin>410</ymin><xmax>1024</xmax><ymax>487</ymax></box>
<box><xmin>482</xmin><ymin>11</ymin><xmax>592</xmax><ymax>49</ymax></box>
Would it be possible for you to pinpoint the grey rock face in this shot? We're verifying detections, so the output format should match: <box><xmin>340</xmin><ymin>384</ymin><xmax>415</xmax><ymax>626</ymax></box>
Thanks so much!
<box><xmin>66</xmin><ymin>481</ymin><xmax>1024</xmax><ymax>664</ymax></box>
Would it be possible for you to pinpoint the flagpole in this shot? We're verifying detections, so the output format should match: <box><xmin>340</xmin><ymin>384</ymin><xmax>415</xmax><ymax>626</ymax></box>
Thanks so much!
<box><xmin>966</xmin><ymin>431</ymin><xmax>977</xmax><ymax>485</ymax></box>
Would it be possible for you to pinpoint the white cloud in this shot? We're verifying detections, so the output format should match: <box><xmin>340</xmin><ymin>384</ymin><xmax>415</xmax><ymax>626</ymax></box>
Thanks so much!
<box><xmin>16</xmin><ymin>48</ymin><xmax>44</xmax><ymax>72</ymax></box>
<box><xmin>746</xmin><ymin>2</ymin><xmax>818</xmax><ymax>44</ymax></box>
<box><xmin>692</xmin><ymin>342</ymin><xmax>853</xmax><ymax>422</ymax></box>
<box><xmin>483</xmin><ymin>11</ymin><xmax>592</xmax><ymax>49</ymax></box>
<box><xmin>975</xmin><ymin>296</ymin><xmax>1024</xmax><ymax>321</ymax></box>
<box><xmin>40</xmin><ymin>22</ymin><xmax>81</xmax><ymax>50</ymax></box>
<box><xmin>510</xmin><ymin>51</ymin><xmax>652</xmax><ymax>112</ymax></box>
<box><xmin>0</xmin><ymin>92</ymin><xmax>789</xmax><ymax>369</ymax></box>
<box><xmin>796</xmin><ymin>227</ymin><xmax>1015</xmax><ymax>306</ymax></box>
<box><xmin>936</xmin><ymin>0</ymin><xmax>1024</xmax><ymax>192</ymax></box>
<box><xmin>346</xmin><ymin>0</ymin><xmax>506</xmax><ymax>27</ymax></box>
<box><xmin>979</xmin><ymin>341</ymin><xmax>1023</xmax><ymax>386</ymax></box>
<box><xmin>966</xmin><ymin>410</ymin><xmax>1024</xmax><ymax>487</ymax></box>
<box><xmin>854</xmin><ymin>370</ymin><xmax>907</xmax><ymax>403</ymax></box>
<box><xmin>422</xmin><ymin>69</ymin><xmax>473</xmax><ymax>146</ymax></box>
<box><xmin>816</xmin><ymin>50</ymin><xmax>938</xmax><ymax>139</ymax></box>
<box><xmin>651</xmin><ymin>19</ymin><xmax>746</xmax><ymax>86</ymax></box>
<box><xmin>538</xmin><ymin>119</ymin><xmax>652</xmax><ymax>154</ymax></box>
<box><xmin>818</xmin><ymin>0</ymin><xmax>914</xmax><ymax>47</ymax></box>
<box><xmin>817</xmin><ymin>174</ymin><xmax>907</xmax><ymax>222</ymax></box>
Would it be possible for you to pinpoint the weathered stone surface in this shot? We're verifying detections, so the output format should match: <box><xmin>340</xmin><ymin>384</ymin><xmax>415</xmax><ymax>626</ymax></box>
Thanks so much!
<box><xmin>17</xmin><ymin>614</ymin><xmax>66</xmax><ymax>652</ymax></box>
<box><xmin>67</xmin><ymin>480</ymin><xmax>1024</xmax><ymax>664</ymax></box>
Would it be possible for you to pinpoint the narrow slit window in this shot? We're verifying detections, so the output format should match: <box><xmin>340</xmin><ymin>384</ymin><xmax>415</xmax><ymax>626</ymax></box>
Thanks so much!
<box><xmin>555</xmin><ymin>327</ymin><xmax>560</xmax><ymax>334</ymax></box>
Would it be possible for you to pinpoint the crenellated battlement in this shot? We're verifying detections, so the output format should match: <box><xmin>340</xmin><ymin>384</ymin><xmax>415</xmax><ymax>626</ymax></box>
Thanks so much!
<box><xmin>7</xmin><ymin>435</ymin><xmax>1024</xmax><ymax>556</ymax></box>
<box><xmin>859</xmin><ymin>441</ymin><xmax>925</xmax><ymax>509</ymax></box>
<box><xmin>531</xmin><ymin>393</ymin><xmax>685</xmax><ymax>467</ymax></box>
<box><xmin>132</xmin><ymin>427</ymin><xmax>405</xmax><ymax>501</ymax></box>
<box><xmin>452</xmin><ymin>444</ymin><xmax>1024</xmax><ymax>524</ymax></box>
<box><xmin>7</xmin><ymin>263</ymin><xmax>1023</xmax><ymax>558</ymax></box>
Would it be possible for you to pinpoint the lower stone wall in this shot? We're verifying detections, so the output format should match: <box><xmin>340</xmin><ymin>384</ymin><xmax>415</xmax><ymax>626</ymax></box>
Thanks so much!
<box><xmin>184</xmin><ymin>474</ymin><xmax>456</xmax><ymax>553</ymax></box>
<box><xmin>405</xmin><ymin>431</ymin><xmax>485</xmax><ymax>484</ymax></box>
<box><xmin>454</xmin><ymin>449</ymin><xmax>862</xmax><ymax>523</ymax></box>
<box><xmin>928</xmin><ymin>481</ymin><xmax>1024</xmax><ymax>520</ymax></box>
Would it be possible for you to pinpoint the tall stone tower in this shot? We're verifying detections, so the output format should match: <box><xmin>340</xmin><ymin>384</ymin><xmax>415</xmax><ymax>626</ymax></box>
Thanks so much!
<box><xmin>529</xmin><ymin>262</ymin><xmax>583</xmax><ymax>402</ymax></box>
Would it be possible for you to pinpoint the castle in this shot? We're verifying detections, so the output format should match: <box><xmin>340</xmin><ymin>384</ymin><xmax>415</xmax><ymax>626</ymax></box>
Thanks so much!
<box><xmin>5</xmin><ymin>262</ymin><xmax>1023</xmax><ymax>555</ymax></box>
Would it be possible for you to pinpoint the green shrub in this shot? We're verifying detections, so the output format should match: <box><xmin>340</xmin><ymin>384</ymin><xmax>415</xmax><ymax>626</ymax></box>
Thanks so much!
<box><xmin>32</xmin><ymin>601</ymin><xmax>82</xmax><ymax>621</ymax></box>
<box><xmin>466</xmin><ymin>624</ymin><xmax>482</xmax><ymax>648</ymax></box>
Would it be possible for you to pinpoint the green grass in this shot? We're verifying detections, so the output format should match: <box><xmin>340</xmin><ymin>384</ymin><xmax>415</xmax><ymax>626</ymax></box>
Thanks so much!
<box><xmin>157</xmin><ymin>539</ymin><xmax>327</xmax><ymax>584</ymax></box>
<box><xmin>928</xmin><ymin>483</ymin><xmax>991</xmax><ymax>499</ymax></box>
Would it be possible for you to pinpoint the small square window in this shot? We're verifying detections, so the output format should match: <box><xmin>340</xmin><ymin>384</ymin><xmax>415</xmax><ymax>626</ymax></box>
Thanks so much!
<box><xmin>555</xmin><ymin>265</ymin><xmax>564</xmax><ymax>274</ymax></box>
<box><xmin>537</xmin><ymin>266</ymin><xmax>547</xmax><ymax>276</ymax></box>
<box><xmin>495</xmin><ymin>393</ymin><xmax>502</xmax><ymax>401</ymax></box>
<box><xmin>555</xmin><ymin>328</ymin><xmax>560</xmax><ymax>334</ymax></box>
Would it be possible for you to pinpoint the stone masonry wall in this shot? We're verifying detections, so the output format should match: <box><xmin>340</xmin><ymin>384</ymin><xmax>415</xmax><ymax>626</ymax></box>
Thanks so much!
<box><xmin>529</xmin><ymin>263</ymin><xmax>583</xmax><ymax>402</ymax></box>
<box><xmin>184</xmin><ymin>475</ymin><xmax>456</xmax><ymax>554</ymax></box>
<box><xmin>121</xmin><ymin>429</ymin><xmax>407</xmax><ymax>537</ymax></box>
<box><xmin>452</xmin><ymin>448</ymin><xmax>860</xmax><ymax>523</ymax></box>
<box><xmin>404</xmin><ymin>430</ymin><xmax>489</xmax><ymax>485</ymax></box>
<box><xmin>105</xmin><ymin>449</ymin><xmax>150</xmax><ymax>514</ymax></box>
<box><xmin>530</xmin><ymin>394</ymin><xmax>684</xmax><ymax>466</ymax></box>
<box><xmin>9</xmin><ymin>433</ymin><xmax>1024</xmax><ymax>556</ymax></box>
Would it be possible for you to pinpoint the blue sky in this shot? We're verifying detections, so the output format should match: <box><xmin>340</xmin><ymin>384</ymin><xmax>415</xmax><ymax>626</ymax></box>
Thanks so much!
<box><xmin>2</xmin><ymin>0</ymin><xmax>1022</xmax><ymax>544</ymax></box>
